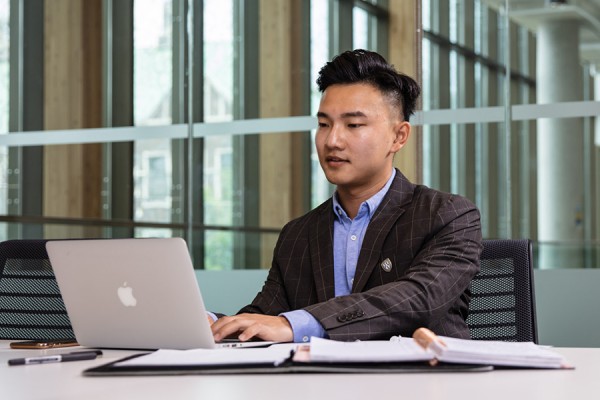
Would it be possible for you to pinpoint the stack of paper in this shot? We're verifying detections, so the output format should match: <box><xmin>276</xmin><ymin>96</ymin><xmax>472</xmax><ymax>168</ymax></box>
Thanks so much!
<box><xmin>430</xmin><ymin>336</ymin><xmax>567</xmax><ymax>368</ymax></box>
<box><xmin>308</xmin><ymin>334</ymin><xmax>569</xmax><ymax>369</ymax></box>
<box><xmin>308</xmin><ymin>337</ymin><xmax>432</xmax><ymax>363</ymax></box>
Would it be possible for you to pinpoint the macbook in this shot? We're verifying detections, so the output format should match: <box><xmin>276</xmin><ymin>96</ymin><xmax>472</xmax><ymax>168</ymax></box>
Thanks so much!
<box><xmin>46</xmin><ymin>238</ymin><xmax>270</xmax><ymax>350</ymax></box>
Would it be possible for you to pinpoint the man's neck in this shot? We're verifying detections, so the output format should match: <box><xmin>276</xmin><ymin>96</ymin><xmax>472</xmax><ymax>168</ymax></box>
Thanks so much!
<box><xmin>335</xmin><ymin>195</ymin><xmax>366</xmax><ymax>220</ymax></box>
<box><xmin>335</xmin><ymin>171</ymin><xmax>394</xmax><ymax>219</ymax></box>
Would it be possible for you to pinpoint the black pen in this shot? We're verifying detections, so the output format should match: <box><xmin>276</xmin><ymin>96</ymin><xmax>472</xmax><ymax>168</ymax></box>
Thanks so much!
<box><xmin>7</xmin><ymin>350</ymin><xmax>103</xmax><ymax>366</ymax></box>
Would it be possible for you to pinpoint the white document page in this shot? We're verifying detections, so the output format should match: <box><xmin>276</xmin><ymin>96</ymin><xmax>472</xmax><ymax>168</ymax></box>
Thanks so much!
<box><xmin>115</xmin><ymin>343</ymin><xmax>299</xmax><ymax>367</ymax></box>
<box><xmin>308</xmin><ymin>337</ymin><xmax>433</xmax><ymax>363</ymax></box>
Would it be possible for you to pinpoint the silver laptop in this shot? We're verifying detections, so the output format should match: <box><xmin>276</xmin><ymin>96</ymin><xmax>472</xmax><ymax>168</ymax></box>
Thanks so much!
<box><xmin>46</xmin><ymin>238</ymin><xmax>269</xmax><ymax>350</ymax></box>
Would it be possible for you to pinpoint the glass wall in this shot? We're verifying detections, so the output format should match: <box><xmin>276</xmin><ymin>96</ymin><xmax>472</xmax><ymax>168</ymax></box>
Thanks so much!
<box><xmin>203</xmin><ymin>0</ymin><xmax>235</xmax><ymax>269</ymax></box>
<box><xmin>0</xmin><ymin>0</ymin><xmax>8</xmax><ymax>227</ymax></box>
<box><xmin>420</xmin><ymin>0</ymin><xmax>599</xmax><ymax>268</ymax></box>
<box><xmin>133</xmin><ymin>0</ymin><xmax>174</xmax><ymax>236</ymax></box>
<box><xmin>310</xmin><ymin>0</ymin><xmax>330</xmax><ymax>207</ymax></box>
<box><xmin>0</xmin><ymin>0</ymin><xmax>386</xmax><ymax>269</ymax></box>
<box><xmin>0</xmin><ymin>0</ymin><xmax>598</xmax><ymax>270</ymax></box>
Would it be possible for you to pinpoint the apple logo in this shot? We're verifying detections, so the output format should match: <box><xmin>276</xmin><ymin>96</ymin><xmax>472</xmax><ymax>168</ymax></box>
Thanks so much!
<box><xmin>117</xmin><ymin>282</ymin><xmax>137</xmax><ymax>307</ymax></box>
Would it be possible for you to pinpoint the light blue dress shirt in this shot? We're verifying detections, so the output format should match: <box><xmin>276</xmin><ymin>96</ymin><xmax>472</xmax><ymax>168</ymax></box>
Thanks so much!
<box><xmin>282</xmin><ymin>169</ymin><xmax>396</xmax><ymax>342</ymax></box>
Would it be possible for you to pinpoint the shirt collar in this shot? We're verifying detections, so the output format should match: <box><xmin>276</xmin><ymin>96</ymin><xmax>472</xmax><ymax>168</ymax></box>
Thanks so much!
<box><xmin>332</xmin><ymin>169</ymin><xmax>396</xmax><ymax>221</ymax></box>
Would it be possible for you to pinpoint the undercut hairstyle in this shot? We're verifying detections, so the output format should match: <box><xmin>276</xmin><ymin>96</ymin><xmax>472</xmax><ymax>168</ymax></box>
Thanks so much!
<box><xmin>316</xmin><ymin>49</ymin><xmax>421</xmax><ymax>122</ymax></box>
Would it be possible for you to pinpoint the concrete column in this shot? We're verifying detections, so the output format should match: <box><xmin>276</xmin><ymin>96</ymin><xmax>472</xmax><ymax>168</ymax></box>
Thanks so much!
<box><xmin>537</xmin><ymin>19</ymin><xmax>584</xmax><ymax>268</ymax></box>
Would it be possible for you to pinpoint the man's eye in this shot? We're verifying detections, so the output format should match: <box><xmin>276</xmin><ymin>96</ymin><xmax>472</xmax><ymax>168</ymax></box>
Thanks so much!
<box><xmin>348</xmin><ymin>123</ymin><xmax>363</xmax><ymax>128</ymax></box>
<box><xmin>318</xmin><ymin>122</ymin><xmax>328</xmax><ymax>128</ymax></box>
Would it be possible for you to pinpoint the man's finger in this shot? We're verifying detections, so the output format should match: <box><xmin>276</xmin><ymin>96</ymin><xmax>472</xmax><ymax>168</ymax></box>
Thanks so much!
<box><xmin>212</xmin><ymin>316</ymin><xmax>247</xmax><ymax>341</ymax></box>
<box><xmin>237</xmin><ymin>323</ymin><xmax>261</xmax><ymax>342</ymax></box>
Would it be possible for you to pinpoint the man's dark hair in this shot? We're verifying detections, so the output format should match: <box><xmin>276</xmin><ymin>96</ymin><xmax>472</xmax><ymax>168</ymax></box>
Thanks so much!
<box><xmin>316</xmin><ymin>49</ymin><xmax>420</xmax><ymax>122</ymax></box>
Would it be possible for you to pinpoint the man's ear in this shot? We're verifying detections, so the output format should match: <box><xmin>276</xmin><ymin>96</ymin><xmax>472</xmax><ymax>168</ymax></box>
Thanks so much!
<box><xmin>391</xmin><ymin>121</ymin><xmax>411</xmax><ymax>153</ymax></box>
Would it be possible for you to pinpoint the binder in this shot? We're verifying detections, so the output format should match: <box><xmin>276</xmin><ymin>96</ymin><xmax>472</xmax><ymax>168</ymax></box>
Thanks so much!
<box><xmin>84</xmin><ymin>352</ymin><xmax>492</xmax><ymax>376</ymax></box>
<box><xmin>83</xmin><ymin>328</ymin><xmax>570</xmax><ymax>376</ymax></box>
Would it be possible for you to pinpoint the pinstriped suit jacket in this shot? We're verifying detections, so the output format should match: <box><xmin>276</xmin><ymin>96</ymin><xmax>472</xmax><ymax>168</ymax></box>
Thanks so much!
<box><xmin>239</xmin><ymin>169</ymin><xmax>482</xmax><ymax>340</ymax></box>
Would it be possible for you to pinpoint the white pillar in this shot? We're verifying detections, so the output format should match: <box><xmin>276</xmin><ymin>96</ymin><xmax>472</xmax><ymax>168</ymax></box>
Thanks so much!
<box><xmin>537</xmin><ymin>19</ymin><xmax>584</xmax><ymax>269</ymax></box>
<box><xmin>596</xmin><ymin>76</ymin><xmax>600</xmax><ymax>147</ymax></box>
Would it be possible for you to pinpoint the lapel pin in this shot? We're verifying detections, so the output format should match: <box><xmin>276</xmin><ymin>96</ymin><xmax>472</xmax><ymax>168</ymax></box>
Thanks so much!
<box><xmin>380</xmin><ymin>258</ymin><xmax>392</xmax><ymax>272</ymax></box>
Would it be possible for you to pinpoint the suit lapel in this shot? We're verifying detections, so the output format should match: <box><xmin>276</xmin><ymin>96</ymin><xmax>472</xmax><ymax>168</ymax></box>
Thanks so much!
<box><xmin>352</xmin><ymin>170</ymin><xmax>415</xmax><ymax>293</ymax></box>
<box><xmin>309</xmin><ymin>201</ymin><xmax>336</xmax><ymax>302</ymax></box>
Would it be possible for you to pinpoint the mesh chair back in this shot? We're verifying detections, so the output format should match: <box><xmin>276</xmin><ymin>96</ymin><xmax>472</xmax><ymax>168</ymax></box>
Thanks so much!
<box><xmin>0</xmin><ymin>239</ymin><xmax>75</xmax><ymax>340</ymax></box>
<box><xmin>467</xmin><ymin>239</ymin><xmax>538</xmax><ymax>343</ymax></box>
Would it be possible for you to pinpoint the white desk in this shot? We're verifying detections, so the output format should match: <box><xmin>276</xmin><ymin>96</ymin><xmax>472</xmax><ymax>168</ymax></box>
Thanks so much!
<box><xmin>0</xmin><ymin>341</ymin><xmax>597</xmax><ymax>400</ymax></box>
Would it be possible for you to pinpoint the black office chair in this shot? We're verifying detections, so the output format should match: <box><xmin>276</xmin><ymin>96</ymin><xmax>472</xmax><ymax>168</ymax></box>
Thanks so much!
<box><xmin>0</xmin><ymin>239</ymin><xmax>75</xmax><ymax>340</ymax></box>
<box><xmin>466</xmin><ymin>239</ymin><xmax>538</xmax><ymax>343</ymax></box>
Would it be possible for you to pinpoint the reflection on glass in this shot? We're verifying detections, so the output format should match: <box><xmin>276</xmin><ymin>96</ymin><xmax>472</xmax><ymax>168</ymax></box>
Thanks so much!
<box><xmin>203</xmin><ymin>0</ymin><xmax>233</xmax><ymax>123</ymax></box>
<box><xmin>203</xmin><ymin>0</ymin><xmax>234</xmax><ymax>270</ymax></box>
<box><xmin>134</xmin><ymin>0</ymin><xmax>172</xmax><ymax>126</ymax></box>
<box><xmin>422</xmin><ymin>0</ymin><xmax>431</xmax><ymax>32</ymax></box>
<box><xmin>353</xmin><ymin>7</ymin><xmax>369</xmax><ymax>50</ymax></box>
<box><xmin>0</xmin><ymin>0</ymin><xmax>7</xmax><ymax>134</ymax></box>
<box><xmin>310</xmin><ymin>0</ymin><xmax>331</xmax><ymax>208</ymax></box>
<box><xmin>0</xmin><ymin>0</ymin><xmax>8</xmax><ymax>241</ymax></box>
<box><xmin>419</xmin><ymin>0</ymin><xmax>600</xmax><ymax>269</ymax></box>
<box><xmin>205</xmin><ymin>230</ymin><xmax>233</xmax><ymax>270</ymax></box>
<box><xmin>133</xmin><ymin>0</ymin><xmax>173</xmax><ymax>228</ymax></box>
<box><xmin>147</xmin><ymin>154</ymin><xmax>169</xmax><ymax>199</ymax></box>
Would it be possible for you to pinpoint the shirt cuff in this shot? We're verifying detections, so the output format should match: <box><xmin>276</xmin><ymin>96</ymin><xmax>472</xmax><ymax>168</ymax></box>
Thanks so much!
<box><xmin>206</xmin><ymin>311</ymin><xmax>218</xmax><ymax>322</ymax></box>
<box><xmin>281</xmin><ymin>310</ymin><xmax>327</xmax><ymax>343</ymax></box>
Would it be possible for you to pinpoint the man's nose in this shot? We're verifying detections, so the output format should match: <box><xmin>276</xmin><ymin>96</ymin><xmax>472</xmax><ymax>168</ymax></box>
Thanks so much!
<box><xmin>325</xmin><ymin>124</ymin><xmax>343</xmax><ymax>148</ymax></box>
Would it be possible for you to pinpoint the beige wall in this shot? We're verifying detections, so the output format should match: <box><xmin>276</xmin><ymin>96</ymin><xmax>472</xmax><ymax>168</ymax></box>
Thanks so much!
<box><xmin>43</xmin><ymin>0</ymin><xmax>103</xmax><ymax>237</ymax></box>
<box><xmin>259</xmin><ymin>0</ymin><xmax>312</xmax><ymax>267</ymax></box>
<box><xmin>388</xmin><ymin>0</ymin><xmax>421</xmax><ymax>183</ymax></box>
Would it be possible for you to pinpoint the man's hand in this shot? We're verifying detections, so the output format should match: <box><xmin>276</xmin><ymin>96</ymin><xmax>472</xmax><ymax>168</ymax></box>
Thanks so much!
<box><xmin>211</xmin><ymin>314</ymin><xmax>293</xmax><ymax>343</ymax></box>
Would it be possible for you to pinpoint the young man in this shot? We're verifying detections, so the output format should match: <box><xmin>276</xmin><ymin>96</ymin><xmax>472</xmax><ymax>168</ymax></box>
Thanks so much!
<box><xmin>211</xmin><ymin>49</ymin><xmax>482</xmax><ymax>343</ymax></box>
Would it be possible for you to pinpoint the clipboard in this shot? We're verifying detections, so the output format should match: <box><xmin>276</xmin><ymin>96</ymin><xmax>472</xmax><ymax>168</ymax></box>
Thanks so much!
<box><xmin>83</xmin><ymin>351</ymin><xmax>492</xmax><ymax>376</ymax></box>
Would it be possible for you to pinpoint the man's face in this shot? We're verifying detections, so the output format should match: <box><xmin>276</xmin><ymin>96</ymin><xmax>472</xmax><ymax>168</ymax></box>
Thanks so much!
<box><xmin>316</xmin><ymin>83</ymin><xmax>409</xmax><ymax>195</ymax></box>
